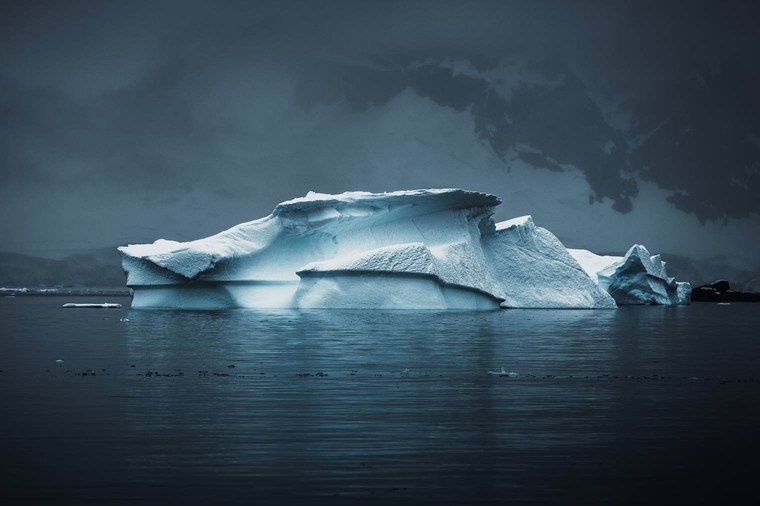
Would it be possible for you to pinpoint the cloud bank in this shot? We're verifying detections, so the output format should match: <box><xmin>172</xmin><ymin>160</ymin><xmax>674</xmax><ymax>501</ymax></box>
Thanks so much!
<box><xmin>0</xmin><ymin>0</ymin><xmax>758</xmax><ymax>261</ymax></box>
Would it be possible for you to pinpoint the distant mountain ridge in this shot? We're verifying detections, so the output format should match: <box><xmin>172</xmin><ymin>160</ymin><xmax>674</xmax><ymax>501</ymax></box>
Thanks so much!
<box><xmin>0</xmin><ymin>248</ymin><xmax>126</xmax><ymax>288</ymax></box>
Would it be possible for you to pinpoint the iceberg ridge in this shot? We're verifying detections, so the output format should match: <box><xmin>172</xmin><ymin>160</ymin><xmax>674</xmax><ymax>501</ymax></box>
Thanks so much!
<box><xmin>119</xmin><ymin>189</ymin><xmax>690</xmax><ymax>309</ymax></box>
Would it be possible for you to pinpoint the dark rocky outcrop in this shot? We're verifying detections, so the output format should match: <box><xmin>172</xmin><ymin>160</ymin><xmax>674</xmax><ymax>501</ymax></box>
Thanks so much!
<box><xmin>691</xmin><ymin>280</ymin><xmax>760</xmax><ymax>302</ymax></box>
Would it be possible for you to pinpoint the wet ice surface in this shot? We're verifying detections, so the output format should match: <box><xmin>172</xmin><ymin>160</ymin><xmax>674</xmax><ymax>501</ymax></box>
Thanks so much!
<box><xmin>1</xmin><ymin>297</ymin><xmax>759</xmax><ymax>505</ymax></box>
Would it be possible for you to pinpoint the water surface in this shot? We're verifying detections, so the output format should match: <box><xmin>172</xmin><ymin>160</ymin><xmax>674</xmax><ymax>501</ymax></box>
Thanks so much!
<box><xmin>1</xmin><ymin>297</ymin><xmax>759</xmax><ymax>504</ymax></box>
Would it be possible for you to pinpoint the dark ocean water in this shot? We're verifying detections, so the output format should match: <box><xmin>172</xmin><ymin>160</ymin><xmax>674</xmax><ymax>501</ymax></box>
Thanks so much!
<box><xmin>1</xmin><ymin>296</ymin><xmax>759</xmax><ymax>505</ymax></box>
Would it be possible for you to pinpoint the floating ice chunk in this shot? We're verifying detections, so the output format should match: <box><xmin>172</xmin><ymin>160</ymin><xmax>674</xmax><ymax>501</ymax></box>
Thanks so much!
<box><xmin>488</xmin><ymin>367</ymin><xmax>519</xmax><ymax>377</ymax></box>
<box><xmin>62</xmin><ymin>303</ymin><xmax>123</xmax><ymax>308</ymax></box>
<box><xmin>571</xmin><ymin>245</ymin><xmax>691</xmax><ymax>305</ymax></box>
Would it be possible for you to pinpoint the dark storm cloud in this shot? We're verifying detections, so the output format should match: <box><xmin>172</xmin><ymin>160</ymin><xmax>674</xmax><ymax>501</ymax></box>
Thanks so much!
<box><xmin>0</xmin><ymin>0</ymin><xmax>758</xmax><ymax>256</ymax></box>
<box><xmin>290</xmin><ymin>1</ymin><xmax>760</xmax><ymax>221</ymax></box>
<box><xmin>295</xmin><ymin>57</ymin><xmax>637</xmax><ymax>212</ymax></box>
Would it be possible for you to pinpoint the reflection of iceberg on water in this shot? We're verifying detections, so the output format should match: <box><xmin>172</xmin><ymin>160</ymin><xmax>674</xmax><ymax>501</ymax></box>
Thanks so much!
<box><xmin>119</xmin><ymin>189</ymin><xmax>690</xmax><ymax>310</ymax></box>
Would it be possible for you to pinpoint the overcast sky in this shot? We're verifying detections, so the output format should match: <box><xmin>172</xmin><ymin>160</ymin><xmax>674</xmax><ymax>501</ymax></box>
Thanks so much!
<box><xmin>1</xmin><ymin>0</ymin><xmax>758</xmax><ymax>263</ymax></box>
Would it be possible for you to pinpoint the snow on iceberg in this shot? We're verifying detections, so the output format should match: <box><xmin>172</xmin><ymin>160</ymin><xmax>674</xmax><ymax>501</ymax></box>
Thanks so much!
<box><xmin>119</xmin><ymin>189</ymin><xmax>687</xmax><ymax>309</ymax></box>
<box><xmin>295</xmin><ymin>242</ymin><xmax>503</xmax><ymax>309</ymax></box>
<box><xmin>569</xmin><ymin>245</ymin><xmax>691</xmax><ymax>305</ymax></box>
<box><xmin>484</xmin><ymin>216</ymin><xmax>615</xmax><ymax>308</ymax></box>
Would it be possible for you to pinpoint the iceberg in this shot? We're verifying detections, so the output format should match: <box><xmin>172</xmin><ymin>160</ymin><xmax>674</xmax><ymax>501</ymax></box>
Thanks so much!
<box><xmin>569</xmin><ymin>245</ymin><xmax>691</xmax><ymax>305</ymax></box>
<box><xmin>119</xmin><ymin>189</ymin><xmax>688</xmax><ymax>309</ymax></box>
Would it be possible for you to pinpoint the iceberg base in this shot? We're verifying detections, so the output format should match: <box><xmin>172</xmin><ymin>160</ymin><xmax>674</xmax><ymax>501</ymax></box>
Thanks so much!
<box><xmin>294</xmin><ymin>272</ymin><xmax>502</xmax><ymax>310</ymax></box>
<box><xmin>129</xmin><ymin>274</ymin><xmax>502</xmax><ymax>310</ymax></box>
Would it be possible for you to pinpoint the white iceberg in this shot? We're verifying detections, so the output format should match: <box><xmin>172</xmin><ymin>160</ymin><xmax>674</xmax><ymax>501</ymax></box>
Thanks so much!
<box><xmin>119</xmin><ymin>189</ymin><xmax>688</xmax><ymax>309</ymax></box>
<box><xmin>569</xmin><ymin>245</ymin><xmax>691</xmax><ymax>305</ymax></box>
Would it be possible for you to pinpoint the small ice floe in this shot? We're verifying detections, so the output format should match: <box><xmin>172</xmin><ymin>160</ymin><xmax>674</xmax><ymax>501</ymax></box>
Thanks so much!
<box><xmin>119</xmin><ymin>317</ymin><xmax>130</xmax><ymax>322</ymax></box>
<box><xmin>488</xmin><ymin>367</ymin><xmax>519</xmax><ymax>378</ymax></box>
<box><xmin>717</xmin><ymin>302</ymin><xmax>731</xmax><ymax>306</ymax></box>
<box><xmin>62</xmin><ymin>303</ymin><xmax>122</xmax><ymax>309</ymax></box>
<box><xmin>1</xmin><ymin>287</ymin><xmax>29</xmax><ymax>293</ymax></box>
<box><xmin>55</xmin><ymin>359</ymin><xmax>64</xmax><ymax>366</ymax></box>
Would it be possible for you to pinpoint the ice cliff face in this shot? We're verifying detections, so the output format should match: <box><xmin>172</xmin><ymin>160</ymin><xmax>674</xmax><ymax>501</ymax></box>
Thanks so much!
<box><xmin>484</xmin><ymin>217</ymin><xmax>615</xmax><ymax>308</ymax></box>
<box><xmin>119</xmin><ymin>189</ymin><xmax>688</xmax><ymax>309</ymax></box>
